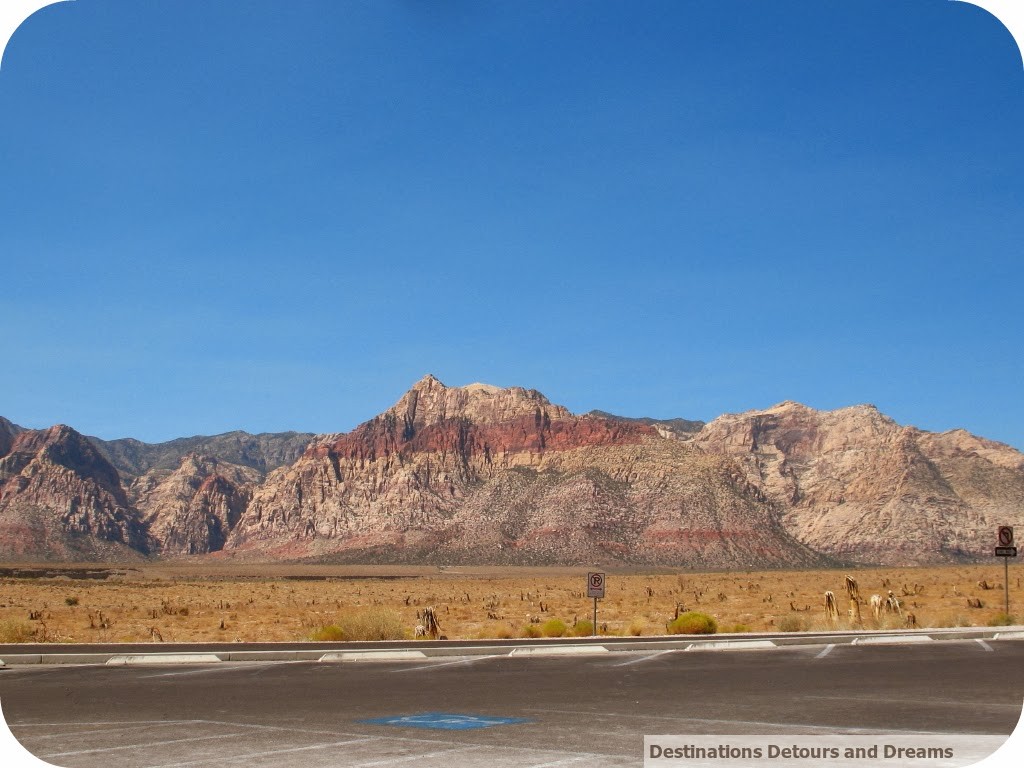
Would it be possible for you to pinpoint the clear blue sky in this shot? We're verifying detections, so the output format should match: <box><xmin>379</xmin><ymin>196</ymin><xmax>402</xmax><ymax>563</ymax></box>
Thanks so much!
<box><xmin>1</xmin><ymin>1</ymin><xmax>1022</xmax><ymax>448</ymax></box>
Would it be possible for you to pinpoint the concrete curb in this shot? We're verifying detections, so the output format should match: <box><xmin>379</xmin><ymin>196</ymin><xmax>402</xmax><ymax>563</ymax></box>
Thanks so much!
<box><xmin>851</xmin><ymin>635</ymin><xmax>933</xmax><ymax>645</ymax></box>
<box><xmin>105</xmin><ymin>654</ymin><xmax>222</xmax><ymax>666</ymax></box>
<box><xmin>509</xmin><ymin>645</ymin><xmax>609</xmax><ymax>656</ymax></box>
<box><xmin>686</xmin><ymin>640</ymin><xmax>777</xmax><ymax>651</ymax></box>
<box><xmin>2</xmin><ymin>626</ymin><xmax>1022</xmax><ymax>666</ymax></box>
<box><xmin>319</xmin><ymin>650</ymin><xmax>427</xmax><ymax>662</ymax></box>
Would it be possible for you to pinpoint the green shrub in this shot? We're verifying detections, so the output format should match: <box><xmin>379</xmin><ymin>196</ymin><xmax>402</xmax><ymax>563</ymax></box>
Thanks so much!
<box><xmin>0</xmin><ymin>620</ymin><xmax>35</xmax><ymax>643</ymax></box>
<box><xmin>309</xmin><ymin>624</ymin><xmax>345</xmax><ymax>641</ymax></box>
<box><xmin>571</xmin><ymin>619</ymin><xmax>595</xmax><ymax>637</ymax></box>
<box><xmin>540</xmin><ymin>618</ymin><xmax>568</xmax><ymax>638</ymax></box>
<box><xmin>309</xmin><ymin>608</ymin><xmax>406</xmax><ymax>641</ymax></box>
<box><xmin>522</xmin><ymin>624</ymin><xmax>542</xmax><ymax>638</ymax></box>
<box><xmin>987</xmin><ymin>612</ymin><xmax>1016</xmax><ymax>627</ymax></box>
<box><xmin>667</xmin><ymin>611</ymin><xmax>717</xmax><ymax>635</ymax></box>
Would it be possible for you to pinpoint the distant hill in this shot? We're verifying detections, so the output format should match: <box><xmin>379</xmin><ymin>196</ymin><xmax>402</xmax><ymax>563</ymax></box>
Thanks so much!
<box><xmin>88</xmin><ymin>431</ymin><xmax>315</xmax><ymax>478</ymax></box>
<box><xmin>586</xmin><ymin>410</ymin><xmax>705</xmax><ymax>439</ymax></box>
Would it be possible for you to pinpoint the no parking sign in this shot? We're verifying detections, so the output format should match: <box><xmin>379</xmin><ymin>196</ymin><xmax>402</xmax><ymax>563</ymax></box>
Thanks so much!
<box><xmin>587</xmin><ymin>572</ymin><xmax>606</xmax><ymax>599</ymax></box>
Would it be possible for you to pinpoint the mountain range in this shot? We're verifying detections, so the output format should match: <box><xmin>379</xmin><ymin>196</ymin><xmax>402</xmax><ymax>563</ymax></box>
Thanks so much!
<box><xmin>1</xmin><ymin>376</ymin><xmax>1021</xmax><ymax>567</ymax></box>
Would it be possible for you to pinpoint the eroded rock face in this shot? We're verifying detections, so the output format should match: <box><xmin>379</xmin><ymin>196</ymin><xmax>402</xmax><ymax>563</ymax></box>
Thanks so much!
<box><xmin>0</xmin><ymin>425</ymin><xmax>150</xmax><ymax>560</ymax></box>
<box><xmin>0</xmin><ymin>416</ymin><xmax>23</xmax><ymax>457</ymax></box>
<box><xmin>227</xmin><ymin>377</ymin><xmax>823</xmax><ymax>567</ymax></box>
<box><xmin>693</xmin><ymin>402</ymin><xmax>1024</xmax><ymax>565</ymax></box>
<box><xmin>2</xmin><ymin>381</ymin><xmax>1021</xmax><ymax>566</ymax></box>
<box><xmin>130</xmin><ymin>454</ymin><xmax>261</xmax><ymax>555</ymax></box>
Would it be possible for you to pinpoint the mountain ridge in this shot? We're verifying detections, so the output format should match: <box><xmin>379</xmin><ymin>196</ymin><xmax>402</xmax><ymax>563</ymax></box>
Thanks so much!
<box><xmin>2</xmin><ymin>377</ymin><xmax>1021</xmax><ymax>566</ymax></box>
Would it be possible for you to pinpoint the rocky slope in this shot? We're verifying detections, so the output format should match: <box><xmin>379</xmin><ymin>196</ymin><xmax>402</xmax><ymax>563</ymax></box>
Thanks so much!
<box><xmin>0</xmin><ymin>425</ymin><xmax>150</xmax><ymax>560</ymax></box>
<box><xmin>587</xmin><ymin>410</ymin><xmax>705</xmax><ymax>440</ymax></box>
<box><xmin>0</xmin><ymin>416</ymin><xmax>24</xmax><ymax>457</ymax></box>
<box><xmin>692</xmin><ymin>402</ymin><xmax>1024</xmax><ymax>565</ymax></box>
<box><xmin>90</xmin><ymin>430</ymin><xmax>313</xmax><ymax>478</ymax></box>
<box><xmin>129</xmin><ymin>455</ymin><xmax>262</xmax><ymax>555</ymax></box>
<box><xmin>2</xmin><ymin>378</ymin><xmax>1022</xmax><ymax>566</ymax></box>
<box><xmin>226</xmin><ymin>375</ymin><xmax>825</xmax><ymax>567</ymax></box>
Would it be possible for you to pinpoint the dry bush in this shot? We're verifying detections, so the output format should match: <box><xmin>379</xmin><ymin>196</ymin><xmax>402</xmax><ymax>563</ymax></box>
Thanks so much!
<box><xmin>778</xmin><ymin>616</ymin><xmax>805</xmax><ymax>633</ymax></box>
<box><xmin>522</xmin><ymin>624</ymin><xmax>542</xmax><ymax>638</ymax></box>
<box><xmin>627</xmin><ymin>617</ymin><xmax>647</xmax><ymax>636</ymax></box>
<box><xmin>310</xmin><ymin>608</ymin><xmax>405</xmax><ymax>641</ymax></box>
<box><xmin>0</xmin><ymin>620</ymin><xmax>35</xmax><ymax>643</ymax></box>
<box><xmin>724</xmin><ymin>623</ymin><xmax>752</xmax><ymax>633</ymax></box>
<box><xmin>987</xmin><ymin>612</ymin><xmax>1015</xmax><ymax>627</ymax></box>
<box><xmin>309</xmin><ymin>624</ymin><xmax>345</xmax><ymax>641</ymax></box>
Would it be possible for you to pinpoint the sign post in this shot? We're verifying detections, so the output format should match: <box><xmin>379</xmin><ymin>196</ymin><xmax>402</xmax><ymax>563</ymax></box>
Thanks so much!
<box><xmin>996</xmin><ymin>526</ymin><xmax>1016</xmax><ymax>616</ymax></box>
<box><xmin>587</xmin><ymin>572</ymin><xmax>605</xmax><ymax>637</ymax></box>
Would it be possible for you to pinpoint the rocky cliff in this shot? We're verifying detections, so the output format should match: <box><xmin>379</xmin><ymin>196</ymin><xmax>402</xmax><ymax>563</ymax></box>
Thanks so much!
<box><xmin>0</xmin><ymin>425</ymin><xmax>150</xmax><ymax>560</ymax></box>
<box><xmin>226</xmin><ymin>375</ymin><xmax>825</xmax><ymax>567</ymax></box>
<box><xmin>0</xmin><ymin>416</ymin><xmax>24</xmax><ymax>457</ymax></box>
<box><xmin>129</xmin><ymin>454</ymin><xmax>262</xmax><ymax>555</ymax></box>
<box><xmin>693</xmin><ymin>402</ymin><xmax>1024</xmax><ymax>565</ymax></box>
<box><xmin>2</xmin><ymin>378</ymin><xmax>1021</xmax><ymax>566</ymax></box>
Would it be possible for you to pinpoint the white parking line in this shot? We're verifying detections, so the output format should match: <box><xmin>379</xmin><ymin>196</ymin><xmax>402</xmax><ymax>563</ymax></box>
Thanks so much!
<box><xmin>522</xmin><ymin>708</ymin><xmax>955</xmax><ymax>735</ymax></box>
<box><xmin>348</xmin><ymin>745</ymin><xmax>484</xmax><ymax>767</ymax></box>
<box><xmin>137</xmin><ymin>662</ymin><xmax>286</xmax><ymax>679</ymax></box>
<box><xmin>390</xmin><ymin>655</ymin><xmax>500</xmax><ymax>673</ymax></box>
<box><xmin>16</xmin><ymin>722</ymin><xmax>183</xmax><ymax>742</ymax></box>
<box><xmin>814</xmin><ymin>644</ymin><xmax>836</xmax><ymax>659</ymax></box>
<box><xmin>147</xmin><ymin>737</ymin><xmax>378</xmax><ymax>768</ymax></box>
<box><xmin>976</xmin><ymin>639</ymin><xmax>995</xmax><ymax>652</ymax></box>
<box><xmin>39</xmin><ymin>732</ymin><xmax>244</xmax><ymax>758</ymax></box>
<box><xmin>611</xmin><ymin>650</ymin><xmax>676</xmax><ymax>667</ymax></box>
<box><xmin>525</xmin><ymin>757</ymin><xmax>590</xmax><ymax>768</ymax></box>
<box><xmin>13</xmin><ymin>719</ymin><xmax>198</xmax><ymax>728</ymax></box>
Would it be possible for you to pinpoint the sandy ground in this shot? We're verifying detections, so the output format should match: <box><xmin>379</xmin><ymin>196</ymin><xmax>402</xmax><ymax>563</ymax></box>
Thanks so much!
<box><xmin>0</xmin><ymin>561</ymin><xmax>1020</xmax><ymax>643</ymax></box>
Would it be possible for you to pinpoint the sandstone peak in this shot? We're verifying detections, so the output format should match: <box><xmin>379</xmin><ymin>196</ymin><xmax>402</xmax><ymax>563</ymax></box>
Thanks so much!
<box><xmin>463</xmin><ymin>382</ymin><xmax>502</xmax><ymax>394</ymax></box>
<box><xmin>412</xmin><ymin>373</ymin><xmax>444</xmax><ymax>390</ymax></box>
<box><xmin>382</xmin><ymin>376</ymin><xmax>571</xmax><ymax>435</ymax></box>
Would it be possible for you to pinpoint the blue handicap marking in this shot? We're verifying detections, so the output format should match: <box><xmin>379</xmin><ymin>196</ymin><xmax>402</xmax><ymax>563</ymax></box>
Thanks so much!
<box><xmin>360</xmin><ymin>712</ymin><xmax>531</xmax><ymax>730</ymax></box>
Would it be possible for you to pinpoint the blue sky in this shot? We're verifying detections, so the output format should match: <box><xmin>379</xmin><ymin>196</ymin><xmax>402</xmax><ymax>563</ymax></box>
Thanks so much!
<box><xmin>1</xmin><ymin>0</ymin><xmax>1022</xmax><ymax>448</ymax></box>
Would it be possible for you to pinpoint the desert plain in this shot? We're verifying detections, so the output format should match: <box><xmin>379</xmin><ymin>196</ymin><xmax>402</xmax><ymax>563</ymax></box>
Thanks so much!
<box><xmin>0</xmin><ymin>561</ymin><xmax>1020</xmax><ymax>644</ymax></box>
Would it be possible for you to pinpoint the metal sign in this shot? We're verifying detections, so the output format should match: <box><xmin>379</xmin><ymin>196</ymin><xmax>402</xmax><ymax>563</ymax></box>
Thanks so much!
<box><xmin>998</xmin><ymin>526</ymin><xmax>1014</xmax><ymax>547</ymax></box>
<box><xmin>995</xmin><ymin>546</ymin><xmax>1018</xmax><ymax>557</ymax></box>
<box><xmin>587</xmin><ymin>571</ymin><xmax>606</xmax><ymax>599</ymax></box>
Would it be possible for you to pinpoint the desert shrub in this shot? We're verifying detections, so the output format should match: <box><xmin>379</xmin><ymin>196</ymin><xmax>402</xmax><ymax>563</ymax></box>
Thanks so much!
<box><xmin>522</xmin><ymin>624</ymin><xmax>542</xmax><ymax>638</ymax></box>
<box><xmin>309</xmin><ymin>608</ymin><xmax>405</xmax><ymax>641</ymax></box>
<box><xmin>492</xmin><ymin>625</ymin><xmax>515</xmax><ymax>640</ymax></box>
<box><xmin>64</xmin><ymin>597</ymin><xmax>79</xmax><ymax>607</ymax></box>
<box><xmin>0</xmin><ymin>620</ymin><xmax>35</xmax><ymax>643</ymax></box>
<box><xmin>778</xmin><ymin>616</ymin><xmax>805</xmax><ymax>633</ymax></box>
<box><xmin>627</xmin><ymin>617</ymin><xmax>647</xmax><ymax>636</ymax></box>
<box><xmin>541</xmin><ymin>618</ymin><xmax>568</xmax><ymax>638</ymax></box>
<box><xmin>571</xmin><ymin>619</ymin><xmax>594</xmax><ymax>637</ymax></box>
<box><xmin>667</xmin><ymin>611</ymin><xmax>717</xmax><ymax>635</ymax></box>
<box><xmin>724</xmin><ymin>623</ymin><xmax>751</xmax><ymax>633</ymax></box>
<box><xmin>309</xmin><ymin>624</ymin><xmax>345</xmax><ymax>641</ymax></box>
<box><xmin>987</xmin><ymin>612</ymin><xmax>1016</xmax><ymax>627</ymax></box>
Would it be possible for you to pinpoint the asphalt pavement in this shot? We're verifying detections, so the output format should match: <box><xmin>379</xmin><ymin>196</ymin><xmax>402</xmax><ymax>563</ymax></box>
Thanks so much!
<box><xmin>1</xmin><ymin>638</ymin><xmax>1022</xmax><ymax>768</ymax></box>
